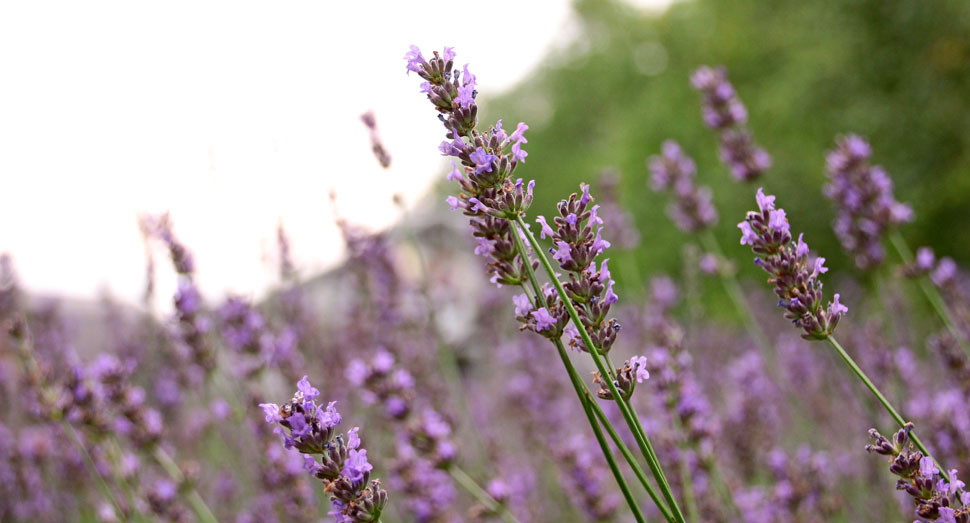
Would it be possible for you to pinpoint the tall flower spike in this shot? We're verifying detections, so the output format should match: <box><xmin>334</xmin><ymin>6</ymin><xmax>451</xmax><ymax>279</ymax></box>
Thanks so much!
<box><xmin>648</xmin><ymin>140</ymin><xmax>718</xmax><ymax>232</ymax></box>
<box><xmin>824</xmin><ymin>134</ymin><xmax>914</xmax><ymax>269</ymax></box>
<box><xmin>260</xmin><ymin>376</ymin><xmax>387</xmax><ymax>522</ymax></box>
<box><xmin>406</xmin><ymin>45</ymin><xmax>536</xmax><ymax>288</ymax></box>
<box><xmin>738</xmin><ymin>188</ymin><xmax>847</xmax><ymax>339</ymax></box>
<box><xmin>691</xmin><ymin>66</ymin><xmax>771</xmax><ymax>182</ymax></box>
<box><xmin>519</xmin><ymin>185</ymin><xmax>622</xmax><ymax>355</ymax></box>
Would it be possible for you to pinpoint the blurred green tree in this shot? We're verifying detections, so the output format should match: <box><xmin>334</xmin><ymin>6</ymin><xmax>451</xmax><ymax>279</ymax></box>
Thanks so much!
<box><xmin>467</xmin><ymin>0</ymin><xmax>970</xmax><ymax>296</ymax></box>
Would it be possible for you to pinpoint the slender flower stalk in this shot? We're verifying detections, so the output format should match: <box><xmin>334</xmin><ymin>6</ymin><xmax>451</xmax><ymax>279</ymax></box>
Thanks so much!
<box><xmin>515</xmin><ymin>213</ymin><xmax>684</xmax><ymax>523</ymax></box>
<box><xmin>509</xmin><ymin>221</ymin><xmax>666</xmax><ymax>523</ymax></box>
<box><xmin>893</xmin><ymin>234</ymin><xmax>970</xmax><ymax>360</ymax></box>
<box><xmin>405</xmin><ymin>45</ymin><xmax>684</xmax><ymax>522</ymax></box>
<box><xmin>737</xmin><ymin>188</ymin><xmax>957</xmax><ymax>489</ymax></box>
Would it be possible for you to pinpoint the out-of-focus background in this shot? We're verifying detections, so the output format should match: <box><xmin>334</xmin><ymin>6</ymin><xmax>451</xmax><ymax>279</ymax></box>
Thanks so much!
<box><xmin>4</xmin><ymin>0</ymin><xmax>969</xmax><ymax>311</ymax></box>
<box><xmin>0</xmin><ymin>0</ymin><xmax>581</xmax><ymax>305</ymax></box>
<box><xmin>0</xmin><ymin>0</ymin><xmax>585</xmax><ymax>304</ymax></box>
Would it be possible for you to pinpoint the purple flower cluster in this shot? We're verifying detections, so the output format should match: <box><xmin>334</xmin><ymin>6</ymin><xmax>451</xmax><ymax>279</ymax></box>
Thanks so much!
<box><xmin>592</xmin><ymin>355</ymin><xmax>650</xmax><ymax>401</ymax></box>
<box><xmin>739</xmin><ymin>189</ymin><xmax>848</xmax><ymax>339</ymax></box>
<box><xmin>691</xmin><ymin>66</ymin><xmax>771</xmax><ymax>181</ymax></box>
<box><xmin>866</xmin><ymin>424</ymin><xmax>969</xmax><ymax>521</ymax></box>
<box><xmin>405</xmin><ymin>45</ymin><xmax>535</xmax><ymax>287</ymax></box>
<box><xmin>517</xmin><ymin>184</ymin><xmax>621</xmax><ymax>356</ymax></box>
<box><xmin>824</xmin><ymin>135</ymin><xmax>914</xmax><ymax>269</ymax></box>
<box><xmin>737</xmin><ymin>446</ymin><xmax>841</xmax><ymax>521</ymax></box>
<box><xmin>905</xmin><ymin>246</ymin><xmax>962</xmax><ymax>290</ymax></box>
<box><xmin>218</xmin><ymin>296</ymin><xmax>301</xmax><ymax>380</ymax></box>
<box><xmin>648</xmin><ymin>140</ymin><xmax>718</xmax><ymax>232</ymax></box>
<box><xmin>260</xmin><ymin>377</ymin><xmax>387</xmax><ymax>522</ymax></box>
<box><xmin>346</xmin><ymin>351</ymin><xmax>455</xmax><ymax>466</ymax></box>
<box><xmin>90</xmin><ymin>354</ymin><xmax>163</xmax><ymax>450</ymax></box>
<box><xmin>347</xmin><ymin>351</ymin><xmax>456</xmax><ymax>521</ymax></box>
<box><xmin>144</xmin><ymin>214</ymin><xmax>216</xmax><ymax>374</ymax></box>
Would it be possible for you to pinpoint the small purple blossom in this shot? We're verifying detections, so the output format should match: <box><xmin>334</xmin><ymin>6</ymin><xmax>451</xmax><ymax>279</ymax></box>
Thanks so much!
<box><xmin>532</xmin><ymin>308</ymin><xmax>556</xmax><ymax>331</ymax></box>
<box><xmin>536</xmin><ymin>216</ymin><xmax>555</xmax><ymax>239</ymax></box>
<box><xmin>513</xmin><ymin>294</ymin><xmax>532</xmax><ymax>317</ymax></box>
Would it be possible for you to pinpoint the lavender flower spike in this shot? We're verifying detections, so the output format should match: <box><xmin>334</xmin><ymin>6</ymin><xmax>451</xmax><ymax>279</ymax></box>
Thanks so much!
<box><xmin>691</xmin><ymin>66</ymin><xmax>771</xmax><ymax>181</ymax></box>
<box><xmin>648</xmin><ymin>140</ymin><xmax>718</xmax><ymax>233</ymax></box>
<box><xmin>261</xmin><ymin>376</ymin><xmax>387</xmax><ymax>522</ymax></box>
<box><xmin>824</xmin><ymin>134</ymin><xmax>913</xmax><ymax>269</ymax></box>
<box><xmin>738</xmin><ymin>188</ymin><xmax>847</xmax><ymax>339</ymax></box>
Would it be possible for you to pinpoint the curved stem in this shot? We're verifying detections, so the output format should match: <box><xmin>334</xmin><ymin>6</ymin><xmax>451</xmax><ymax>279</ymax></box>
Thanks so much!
<box><xmin>152</xmin><ymin>445</ymin><xmax>218</xmax><ymax>523</ymax></box>
<box><xmin>514</xmin><ymin>215</ymin><xmax>686</xmax><ymax>523</ymax></box>
<box><xmin>888</xmin><ymin>230</ymin><xmax>970</xmax><ymax>359</ymax></box>
<box><xmin>580</xmin><ymin>388</ymin><xmax>646</xmax><ymax>523</ymax></box>
<box><xmin>510</xmin><ymin>221</ymin><xmax>666</xmax><ymax>521</ymax></box>
<box><xmin>63</xmin><ymin>421</ymin><xmax>126</xmax><ymax>519</ymax></box>
<box><xmin>825</xmin><ymin>335</ymin><xmax>951</xmax><ymax>483</ymax></box>
<box><xmin>448</xmin><ymin>465</ymin><xmax>520</xmax><ymax>523</ymax></box>
<box><xmin>584</xmin><ymin>384</ymin><xmax>675</xmax><ymax>522</ymax></box>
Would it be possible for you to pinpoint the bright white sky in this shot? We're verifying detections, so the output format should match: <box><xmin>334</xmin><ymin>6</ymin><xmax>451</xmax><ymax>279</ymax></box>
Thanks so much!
<box><xmin>0</xmin><ymin>0</ymin><xmax>671</xmax><ymax>308</ymax></box>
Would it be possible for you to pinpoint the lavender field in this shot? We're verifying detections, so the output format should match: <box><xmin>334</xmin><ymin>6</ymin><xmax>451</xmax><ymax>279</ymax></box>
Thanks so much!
<box><xmin>3</xmin><ymin>1</ymin><xmax>970</xmax><ymax>522</ymax></box>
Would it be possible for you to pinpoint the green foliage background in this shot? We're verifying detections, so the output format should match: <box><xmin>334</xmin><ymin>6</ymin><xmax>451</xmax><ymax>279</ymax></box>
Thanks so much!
<box><xmin>472</xmin><ymin>0</ymin><xmax>970</xmax><ymax>296</ymax></box>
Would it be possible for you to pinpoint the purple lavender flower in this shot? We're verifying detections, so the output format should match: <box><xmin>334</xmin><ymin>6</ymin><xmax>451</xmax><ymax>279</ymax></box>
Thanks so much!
<box><xmin>344</xmin><ymin>351</ymin><xmax>456</xmax><ymax>520</ymax></box>
<box><xmin>866</xmin><ymin>424</ymin><xmax>969</xmax><ymax>521</ymax></box>
<box><xmin>145</xmin><ymin>214</ymin><xmax>216</xmax><ymax>373</ymax></box>
<box><xmin>648</xmin><ymin>140</ymin><xmax>718</xmax><ymax>232</ymax></box>
<box><xmin>592</xmin><ymin>355</ymin><xmax>650</xmax><ymax>400</ymax></box>
<box><xmin>691</xmin><ymin>66</ymin><xmax>771</xmax><ymax>181</ymax></box>
<box><xmin>405</xmin><ymin>46</ymin><xmax>535</xmax><ymax>289</ymax></box>
<box><xmin>824</xmin><ymin>135</ymin><xmax>914</xmax><ymax>269</ymax></box>
<box><xmin>524</xmin><ymin>185</ymin><xmax>622</xmax><ymax>354</ymax></box>
<box><xmin>260</xmin><ymin>376</ymin><xmax>387</xmax><ymax>522</ymax></box>
<box><xmin>738</xmin><ymin>188</ymin><xmax>847</xmax><ymax>339</ymax></box>
<box><xmin>361</xmin><ymin>111</ymin><xmax>392</xmax><ymax>169</ymax></box>
<box><xmin>90</xmin><ymin>354</ymin><xmax>162</xmax><ymax>449</ymax></box>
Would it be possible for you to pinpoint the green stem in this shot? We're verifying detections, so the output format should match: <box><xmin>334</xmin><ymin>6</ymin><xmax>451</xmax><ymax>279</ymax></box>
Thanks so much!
<box><xmin>580</xmin><ymin>387</ymin><xmax>647</xmax><ymax>523</ymax></box>
<box><xmin>510</xmin><ymin>222</ymin><xmax>667</xmax><ymax>522</ymax></box>
<box><xmin>448</xmin><ymin>465</ymin><xmax>520</xmax><ymax>523</ymax></box>
<box><xmin>825</xmin><ymin>335</ymin><xmax>950</xmax><ymax>483</ymax></box>
<box><xmin>151</xmin><ymin>445</ymin><xmax>219</xmax><ymax>523</ymax></box>
<box><xmin>624</xmin><ymin>396</ymin><xmax>676</xmax><ymax>502</ymax></box>
<box><xmin>706</xmin><ymin>460</ymin><xmax>741</xmax><ymax>519</ymax></box>
<box><xmin>584</xmin><ymin>384</ymin><xmax>675</xmax><ymax>522</ymax></box>
<box><xmin>663</xmin><ymin>405</ymin><xmax>699</xmax><ymax>523</ymax></box>
<box><xmin>514</xmin><ymin>215</ymin><xmax>686</xmax><ymax>523</ymax></box>
<box><xmin>62</xmin><ymin>421</ymin><xmax>126</xmax><ymax>519</ymax></box>
<box><xmin>888</xmin><ymin>230</ymin><xmax>970</xmax><ymax>360</ymax></box>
